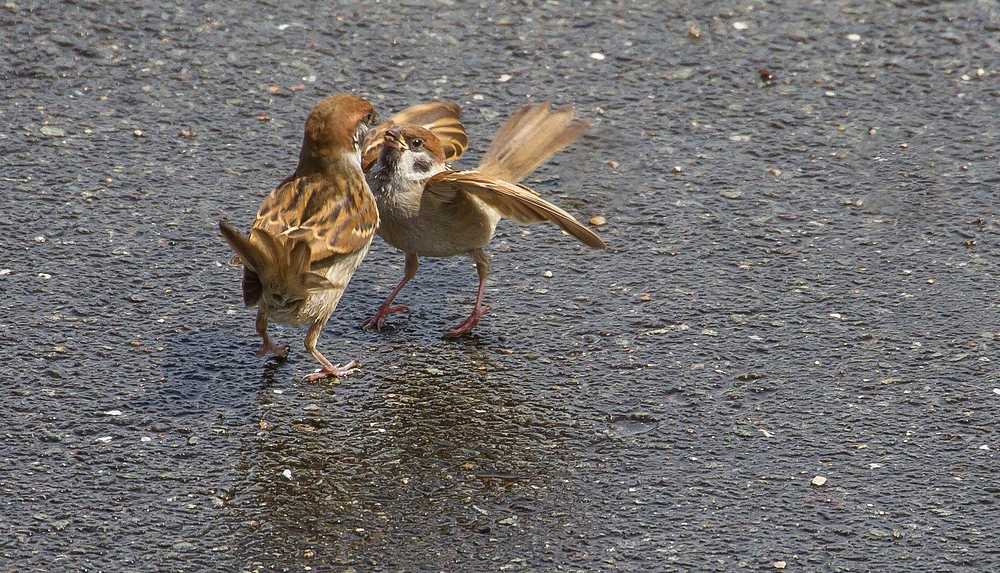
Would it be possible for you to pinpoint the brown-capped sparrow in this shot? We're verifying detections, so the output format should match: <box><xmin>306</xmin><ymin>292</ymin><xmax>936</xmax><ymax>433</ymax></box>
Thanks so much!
<box><xmin>361</xmin><ymin>102</ymin><xmax>606</xmax><ymax>337</ymax></box>
<box><xmin>219</xmin><ymin>93</ymin><xmax>379</xmax><ymax>380</ymax></box>
<box><xmin>361</xmin><ymin>101</ymin><xmax>469</xmax><ymax>170</ymax></box>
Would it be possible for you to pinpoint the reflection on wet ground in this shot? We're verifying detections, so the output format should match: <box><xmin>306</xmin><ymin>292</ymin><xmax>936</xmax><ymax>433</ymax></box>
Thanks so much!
<box><xmin>231</xmin><ymin>343</ymin><xmax>601</xmax><ymax>568</ymax></box>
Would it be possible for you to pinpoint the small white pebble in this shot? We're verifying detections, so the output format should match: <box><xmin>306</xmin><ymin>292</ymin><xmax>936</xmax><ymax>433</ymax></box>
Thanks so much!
<box><xmin>277</xmin><ymin>24</ymin><xmax>290</xmax><ymax>30</ymax></box>
<box><xmin>140</xmin><ymin>436</ymin><xmax>152</xmax><ymax>442</ymax></box>
<box><xmin>543</xmin><ymin>271</ymin><xmax>553</xmax><ymax>278</ymax></box>
<box><xmin>829</xmin><ymin>313</ymin><xmax>842</xmax><ymax>319</ymax></box>
<box><xmin>133</xmin><ymin>129</ymin><xmax>143</xmax><ymax>137</ymax></box>
<box><xmin>589</xmin><ymin>52</ymin><xmax>606</xmax><ymax>60</ymax></box>
<box><xmin>38</xmin><ymin>273</ymin><xmax>52</xmax><ymax>280</ymax></box>
<box><xmin>34</xmin><ymin>236</ymin><xmax>46</xmax><ymax>243</ymax></box>
<box><xmin>993</xmin><ymin>388</ymin><xmax>1000</xmax><ymax>395</ymax></box>
<box><xmin>0</xmin><ymin>269</ymin><xmax>11</xmax><ymax>276</ymax></box>
<box><xmin>104</xmin><ymin>410</ymin><xmax>123</xmax><ymax>416</ymax></box>
<box><xmin>825</xmin><ymin>91</ymin><xmax>836</xmax><ymax>97</ymax></box>
<box><xmin>979</xmin><ymin>444</ymin><xmax>991</xmax><ymax>451</ymax></box>
<box><xmin>282</xmin><ymin>469</ymin><xmax>293</xmax><ymax>480</ymax></box>
<box><xmin>733</xmin><ymin>21</ymin><xmax>749</xmax><ymax>30</ymax></box>
<box><xmin>96</xmin><ymin>436</ymin><xmax>113</xmax><ymax>443</ymax></box>
<box><xmin>302</xmin><ymin>75</ymin><xmax>316</xmax><ymax>83</ymax></box>
<box><xmin>497</xmin><ymin>74</ymin><xmax>512</xmax><ymax>83</ymax></box>
<box><xmin>273</xmin><ymin>389</ymin><xmax>283</xmax><ymax>394</ymax></box>
<box><xmin>472</xmin><ymin>94</ymin><xmax>485</xmax><ymax>101</ymax></box>
<box><xmin>847</xmin><ymin>33</ymin><xmax>861</xmax><ymax>42</ymax></box>
<box><xmin>811</xmin><ymin>475</ymin><xmax>827</xmax><ymax>486</ymax></box>
<box><xmin>773</xmin><ymin>562</ymin><xmax>787</xmax><ymax>570</ymax></box>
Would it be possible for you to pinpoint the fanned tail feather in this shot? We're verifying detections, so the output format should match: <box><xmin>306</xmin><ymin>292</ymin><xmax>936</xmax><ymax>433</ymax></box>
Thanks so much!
<box><xmin>477</xmin><ymin>102</ymin><xmax>590</xmax><ymax>184</ymax></box>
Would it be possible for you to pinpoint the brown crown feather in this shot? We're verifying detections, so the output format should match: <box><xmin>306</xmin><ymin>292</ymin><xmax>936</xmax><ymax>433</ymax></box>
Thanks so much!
<box><xmin>361</xmin><ymin>101</ymin><xmax>467</xmax><ymax>170</ymax></box>
<box><xmin>296</xmin><ymin>93</ymin><xmax>376</xmax><ymax>174</ymax></box>
<box><xmin>390</xmin><ymin>125</ymin><xmax>447</xmax><ymax>162</ymax></box>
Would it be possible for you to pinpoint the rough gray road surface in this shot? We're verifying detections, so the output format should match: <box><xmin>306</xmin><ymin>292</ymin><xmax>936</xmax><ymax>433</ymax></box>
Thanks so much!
<box><xmin>3</xmin><ymin>1</ymin><xmax>1000</xmax><ymax>571</ymax></box>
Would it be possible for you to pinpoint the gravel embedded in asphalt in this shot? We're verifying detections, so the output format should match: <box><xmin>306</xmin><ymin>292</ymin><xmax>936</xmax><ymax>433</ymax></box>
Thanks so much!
<box><xmin>2</xmin><ymin>1</ymin><xmax>999</xmax><ymax>571</ymax></box>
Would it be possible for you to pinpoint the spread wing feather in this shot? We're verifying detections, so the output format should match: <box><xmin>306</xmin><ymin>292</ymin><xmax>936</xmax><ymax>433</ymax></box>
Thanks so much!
<box><xmin>426</xmin><ymin>170</ymin><xmax>606</xmax><ymax>249</ymax></box>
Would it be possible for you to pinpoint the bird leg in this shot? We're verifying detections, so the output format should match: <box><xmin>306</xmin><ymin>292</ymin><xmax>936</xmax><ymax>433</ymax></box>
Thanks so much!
<box><xmin>363</xmin><ymin>253</ymin><xmax>419</xmax><ymax>331</ymax></box>
<box><xmin>255</xmin><ymin>308</ymin><xmax>287</xmax><ymax>358</ymax></box>
<box><xmin>302</xmin><ymin>317</ymin><xmax>357</xmax><ymax>381</ymax></box>
<box><xmin>444</xmin><ymin>250</ymin><xmax>491</xmax><ymax>338</ymax></box>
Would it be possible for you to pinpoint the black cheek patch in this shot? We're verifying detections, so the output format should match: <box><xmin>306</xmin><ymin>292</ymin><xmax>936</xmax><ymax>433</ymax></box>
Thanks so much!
<box><xmin>413</xmin><ymin>157</ymin><xmax>434</xmax><ymax>172</ymax></box>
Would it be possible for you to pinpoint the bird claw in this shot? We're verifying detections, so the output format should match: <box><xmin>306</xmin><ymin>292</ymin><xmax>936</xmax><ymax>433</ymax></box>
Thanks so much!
<box><xmin>443</xmin><ymin>305</ymin><xmax>491</xmax><ymax>338</ymax></box>
<box><xmin>257</xmin><ymin>342</ymin><xmax>288</xmax><ymax>358</ymax></box>
<box><xmin>362</xmin><ymin>304</ymin><xmax>411</xmax><ymax>331</ymax></box>
<box><xmin>303</xmin><ymin>360</ymin><xmax>358</xmax><ymax>381</ymax></box>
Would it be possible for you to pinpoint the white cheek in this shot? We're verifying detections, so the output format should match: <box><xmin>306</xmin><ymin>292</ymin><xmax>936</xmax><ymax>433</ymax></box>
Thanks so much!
<box><xmin>398</xmin><ymin>153</ymin><xmax>444</xmax><ymax>182</ymax></box>
<box><xmin>398</xmin><ymin>156</ymin><xmax>422</xmax><ymax>181</ymax></box>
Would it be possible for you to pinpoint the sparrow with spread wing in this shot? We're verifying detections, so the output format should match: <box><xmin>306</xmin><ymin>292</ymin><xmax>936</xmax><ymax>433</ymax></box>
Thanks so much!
<box><xmin>362</xmin><ymin>102</ymin><xmax>606</xmax><ymax>337</ymax></box>
<box><xmin>219</xmin><ymin>93</ymin><xmax>379</xmax><ymax>380</ymax></box>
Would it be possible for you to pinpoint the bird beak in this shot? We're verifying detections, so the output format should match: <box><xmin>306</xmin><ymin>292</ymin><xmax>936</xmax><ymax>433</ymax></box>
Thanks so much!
<box><xmin>384</xmin><ymin>127</ymin><xmax>408</xmax><ymax>151</ymax></box>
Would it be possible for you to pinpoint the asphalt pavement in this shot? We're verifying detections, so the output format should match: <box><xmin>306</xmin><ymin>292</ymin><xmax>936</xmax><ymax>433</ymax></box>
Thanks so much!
<box><xmin>2</xmin><ymin>1</ymin><xmax>999</xmax><ymax>571</ymax></box>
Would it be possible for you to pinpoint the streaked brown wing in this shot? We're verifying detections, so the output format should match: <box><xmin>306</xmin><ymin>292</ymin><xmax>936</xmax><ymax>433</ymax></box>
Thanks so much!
<box><xmin>252</xmin><ymin>171</ymin><xmax>379</xmax><ymax>264</ymax></box>
<box><xmin>361</xmin><ymin>102</ymin><xmax>468</xmax><ymax>170</ymax></box>
<box><xmin>425</xmin><ymin>170</ymin><xmax>606</xmax><ymax>249</ymax></box>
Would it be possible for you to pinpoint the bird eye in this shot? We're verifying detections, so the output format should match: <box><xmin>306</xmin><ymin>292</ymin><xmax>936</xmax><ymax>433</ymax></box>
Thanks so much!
<box><xmin>411</xmin><ymin>138</ymin><xmax>423</xmax><ymax>149</ymax></box>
